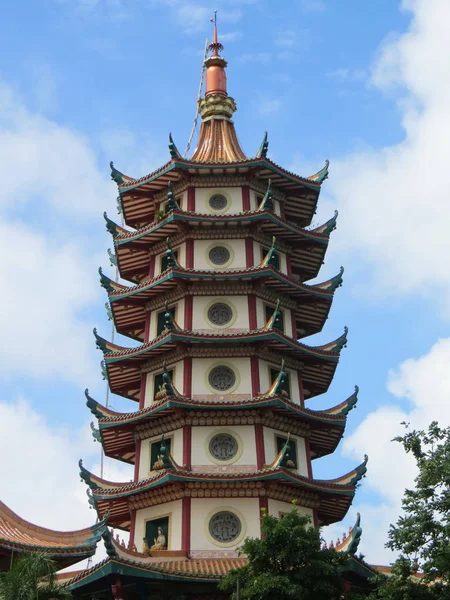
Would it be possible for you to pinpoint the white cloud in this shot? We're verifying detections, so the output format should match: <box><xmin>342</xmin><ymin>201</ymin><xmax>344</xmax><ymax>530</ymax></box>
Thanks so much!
<box><xmin>0</xmin><ymin>397</ymin><xmax>133</xmax><ymax>567</ymax></box>
<box><xmin>258</xmin><ymin>99</ymin><xmax>282</xmax><ymax>115</ymax></box>
<box><xmin>299</xmin><ymin>0</ymin><xmax>326</xmax><ymax>13</ymax></box>
<box><xmin>324</xmin><ymin>0</ymin><xmax>450</xmax><ymax>311</ymax></box>
<box><xmin>275</xmin><ymin>29</ymin><xmax>297</xmax><ymax>48</ymax></box>
<box><xmin>0</xmin><ymin>78</ymin><xmax>112</xmax><ymax>385</ymax></box>
<box><xmin>342</xmin><ymin>337</ymin><xmax>450</xmax><ymax>563</ymax></box>
<box><xmin>326</xmin><ymin>67</ymin><xmax>367</xmax><ymax>82</ymax></box>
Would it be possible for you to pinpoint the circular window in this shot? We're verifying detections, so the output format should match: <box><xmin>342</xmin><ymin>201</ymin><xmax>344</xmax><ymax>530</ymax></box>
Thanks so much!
<box><xmin>209</xmin><ymin>194</ymin><xmax>228</xmax><ymax>211</ymax></box>
<box><xmin>208</xmin><ymin>246</ymin><xmax>231</xmax><ymax>266</ymax></box>
<box><xmin>209</xmin><ymin>511</ymin><xmax>242</xmax><ymax>543</ymax></box>
<box><xmin>207</xmin><ymin>303</ymin><xmax>233</xmax><ymax>326</ymax></box>
<box><xmin>208</xmin><ymin>366</ymin><xmax>236</xmax><ymax>392</ymax></box>
<box><xmin>209</xmin><ymin>433</ymin><xmax>239</xmax><ymax>461</ymax></box>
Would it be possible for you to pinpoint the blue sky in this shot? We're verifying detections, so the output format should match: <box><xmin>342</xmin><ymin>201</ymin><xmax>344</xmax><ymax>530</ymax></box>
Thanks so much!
<box><xmin>1</xmin><ymin>0</ymin><xmax>449</xmax><ymax>566</ymax></box>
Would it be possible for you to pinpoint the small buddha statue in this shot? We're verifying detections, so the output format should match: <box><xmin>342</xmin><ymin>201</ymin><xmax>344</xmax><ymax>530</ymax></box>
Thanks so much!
<box><xmin>151</xmin><ymin>527</ymin><xmax>167</xmax><ymax>550</ymax></box>
<box><xmin>152</xmin><ymin>453</ymin><xmax>165</xmax><ymax>471</ymax></box>
<box><xmin>143</xmin><ymin>537</ymin><xmax>150</xmax><ymax>554</ymax></box>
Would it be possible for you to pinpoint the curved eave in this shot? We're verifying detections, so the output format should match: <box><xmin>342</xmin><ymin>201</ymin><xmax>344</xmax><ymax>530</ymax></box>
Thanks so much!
<box><xmin>113</xmin><ymin>209</ymin><xmax>332</xmax><ymax>284</ymax></box>
<box><xmin>108</xmin><ymin>266</ymin><xmax>338</xmax><ymax>342</ymax></box>
<box><xmin>0</xmin><ymin>501</ymin><xmax>107</xmax><ymax>568</ymax></box>
<box><xmin>83</xmin><ymin>466</ymin><xmax>356</xmax><ymax>528</ymax></box>
<box><xmin>89</xmin><ymin>395</ymin><xmax>348</xmax><ymax>463</ymax></box>
<box><xmin>324</xmin><ymin>386</ymin><xmax>359</xmax><ymax>417</ymax></box>
<box><xmin>66</xmin><ymin>557</ymin><xmax>246</xmax><ymax>590</ymax></box>
<box><xmin>100</xmin><ymin>329</ymin><xmax>342</xmax><ymax>400</ymax></box>
<box><xmin>117</xmin><ymin>158</ymin><xmax>324</xmax><ymax>228</ymax></box>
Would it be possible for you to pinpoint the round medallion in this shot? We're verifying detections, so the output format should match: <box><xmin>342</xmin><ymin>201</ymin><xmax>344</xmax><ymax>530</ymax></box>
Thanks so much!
<box><xmin>207</xmin><ymin>302</ymin><xmax>233</xmax><ymax>326</ymax></box>
<box><xmin>209</xmin><ymin>433</ymin><xmax>239</xmax><ymax>461</ymax></box>
<box><xmin>208</xmin><ymin>366</ymin><xmax>236</xmax><ymax>392</ymax></box>
<box><xmin>209</xmin><ymin>194</ymin><xmax>228</xmax><ymax>211</ymax></box>
<box><xmin>209</xmin><ymin>511</ymin><xmax>242</xmax><ymax>543</ymax></box>
<box><xmin>208</xmin><ymin>246</ymin><xmax>231</xmax><ymax>266</ymax></box>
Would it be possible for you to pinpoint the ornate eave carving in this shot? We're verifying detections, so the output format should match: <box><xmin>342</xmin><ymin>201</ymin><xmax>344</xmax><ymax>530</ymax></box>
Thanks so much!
<box><xmin>144</xmin><ymin>282</ymin><xmax>297</xmax><ymax>313</ymax></box>
<box><xmin>140</xmin><ymin>346</ymin><xmax>305</xmax><ymax>374</ymax></box>
<box><xmin>128</xmin><ymin>480</ymin><xmax>319</xmax><ymax>511</ymax></box>
<box><xmin>134</xmin><ymin>409</ymin><xmax>311</xmax><ymax>441</ymax></box>
<box><xmin>152</xmin><ymin>175</ymin><xmax>286</xmax><ymax>204</ymax></box>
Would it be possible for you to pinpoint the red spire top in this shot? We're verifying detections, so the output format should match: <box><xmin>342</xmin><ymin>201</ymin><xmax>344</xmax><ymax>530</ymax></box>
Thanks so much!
<box><xmin>205</xmin><ymin>11</ymin><xmax>227</xmax><ymax>97</ymax></box>
<box><xmin>208</xmin><ymin>10</ymin><xmax>224</xmax><ymax>57</ymax></box>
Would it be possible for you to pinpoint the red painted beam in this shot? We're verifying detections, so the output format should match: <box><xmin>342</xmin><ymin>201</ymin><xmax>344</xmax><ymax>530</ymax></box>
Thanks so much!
<box><xmin>185</xmin><ymin>239</ymin><xmax>194</xmax><ymax>269</ymax></box>
<box><xmin>245</xmin><ymin>238</ymin><xmax>254</xmax><ymax>268</ymax></box>
<box><xmin>242</xmin><ymin>185</ymin><xmax>250</xmax><ymax>211</ymax></box>
<box><xmin>187</xmin><ymin>186</ymin><xmax>195</xmax><ymax>211</ymax></box>
<box><xmin>183</xmin><ymin>357</ymin><xmax>192</xmax><ymax>398</ymax></box>
<box><xmin>183</xmin><ymin>424</ymin><xmax>192</xmax><ymax>469</ymax></box>
<box><xmin>255</xmin><ymin>423</ymin><xmax>265</xmax><ymax>470</ymax></box>
<box><xmin>182</xmin><ymin>496</ymin><xmax>191</xmax><ymax>553</ymax></box>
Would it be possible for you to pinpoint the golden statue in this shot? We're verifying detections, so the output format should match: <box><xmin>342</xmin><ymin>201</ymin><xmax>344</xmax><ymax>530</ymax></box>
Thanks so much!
<box><xmin>151</xmin><ymin>527</ymin><xmax>167</xmax><ymax>550</ymax></box>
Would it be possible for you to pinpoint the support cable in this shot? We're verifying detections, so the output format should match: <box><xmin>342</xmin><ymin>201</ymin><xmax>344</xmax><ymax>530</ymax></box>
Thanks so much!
<box><xmin>184</xmin><ymin>38</ymin><xmax>208</xmax><ymax>157</ymax></box>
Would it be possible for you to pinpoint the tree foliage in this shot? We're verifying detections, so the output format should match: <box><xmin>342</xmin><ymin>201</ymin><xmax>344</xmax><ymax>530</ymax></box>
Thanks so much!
<box><xmin>219</xmin><ymin>506</ymin><xmax>348</xmax><ymax>600</ymax></box>
<box><xmin>0</xmin><ymin>552</ymin><xmax>72</xmax><ymax>600</ymax></box>
<box><xmin>369</xmin><ymin>421</ymin><xmax>450</xmax><ymax>600</ymax></box>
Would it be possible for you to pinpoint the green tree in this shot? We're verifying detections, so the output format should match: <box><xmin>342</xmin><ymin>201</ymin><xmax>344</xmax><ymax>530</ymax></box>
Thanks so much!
<box><xmin>219</xmin><ymin>506</ymin><xmax>348</xmax><ymax>600</ymax></box>
<box><xmin>0</xmin><ymin>552</ymin><xmax>72</xmax><ymax>600</ymax></box>
<box><xmin>369</xmin><ymin>421</ymin><xmax>450</xmax><ymax>600</ymax></box>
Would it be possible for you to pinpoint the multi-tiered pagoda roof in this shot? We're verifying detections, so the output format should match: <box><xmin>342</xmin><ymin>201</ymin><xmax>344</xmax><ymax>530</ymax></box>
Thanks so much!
<box><xmin>66</xmin><ymin>18</ymin><xmax>368</xmax><ymax>599</ymax></box>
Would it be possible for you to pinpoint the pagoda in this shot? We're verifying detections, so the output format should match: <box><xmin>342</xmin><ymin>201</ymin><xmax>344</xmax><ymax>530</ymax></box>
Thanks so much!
<box><xmin>71</xmin><ymin>20</ymin><xmax>368</xmax><ymax>599</ymax></box>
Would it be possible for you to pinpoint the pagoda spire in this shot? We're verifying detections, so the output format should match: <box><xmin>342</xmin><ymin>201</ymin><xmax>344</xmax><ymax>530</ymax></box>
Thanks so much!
<box><xmin>191</xmin><ymin>11</ymin><xmax>246</xmax><ymax>162</ymax></box>
<box><xmin>205</xmin><ymin>11</ymin><xmax>227</xmax><ymax>97</ymax></box>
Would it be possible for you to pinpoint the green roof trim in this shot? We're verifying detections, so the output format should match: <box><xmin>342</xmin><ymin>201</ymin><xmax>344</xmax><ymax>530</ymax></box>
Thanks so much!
<box><xmin>256</xmin><ymin>131</ymin><xmax>269</xmax><ymax>158</ymax></box>
<box><xmin>93</xmin><ymin>328</ymin><xmax>108</xmax><ymax>353</ymax></box>
<box><xmin>118</xmin><ymin>158</ymin><xmax>322</xmax><ymax>194</ymax></box>
<box><xmin>168</xmin><ymin>133</ymin><xmax>182</xmax><ymax>159</ymax></box>
<box><xmin>85</xmin><ymin>389</ymin><xmax>103</xmax><ymax>419</ymax></box>
<box><xmin>338</xmin><ymin>386</ymin><xmax>359</xmax><ymax>417</ymax></box>
<box><xmin>98</xmin><ymin>267</ymin><xmax>114</xmax><ymax>293</ymax></box>
<box><xmin>115</xmin><ymin>210</ymin><xmax>330</xmax><ymax>247</ymax></box>
<box><xmin>350</xmin><ymin>455</ymin><xmax>368</xmax><ymax>486</ymax></box>
<box><xmin>109</xmin><ymin>161</ymin><xmax>125</xmax><ymax>184</ymax></box>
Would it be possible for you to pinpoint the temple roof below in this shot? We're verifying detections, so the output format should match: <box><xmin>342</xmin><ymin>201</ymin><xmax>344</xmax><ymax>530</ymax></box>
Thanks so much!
<box><xmin>0</xmin><ymin>501</ymin><xmax>107</xmax><ymax>571</ymax></box>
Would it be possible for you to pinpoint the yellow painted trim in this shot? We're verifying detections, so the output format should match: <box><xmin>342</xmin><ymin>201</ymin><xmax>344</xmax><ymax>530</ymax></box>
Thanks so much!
<box><xmin>204</xmin><ymin>428</ymin><xmax>243</xmax><ymax>465</ymax></box>
<box><xmin>204</xmin><ymin>298</ymin><xmax>237</xmax><ymax>329</ymax></box>
<box><xmin>205</xmin><ymin>241</ymin><xmax>235</xmax><ymax>269</ymax></box>
<box><xmin>205</xmin><ymin>361</ymin><xmax>241</xmax><ymax>394</ymax></box>
<box><xmin>204</xmin><ymin>506</ymin><xmax>247</xmax><ymax>548</ymax></box>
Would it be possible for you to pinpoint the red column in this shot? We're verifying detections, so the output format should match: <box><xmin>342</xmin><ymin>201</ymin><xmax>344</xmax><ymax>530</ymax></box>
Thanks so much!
<box><xmin>255</xmin><ymin>423</ymin><xmax>265</xmax><ymax>470</ymax></box>
<box><xmin>149</xmin><ymin>254</ymin><xmax>155</xmax><ymax>279</ymax></box>
<box><xmin>286</xmin><ymin>255</ymin><xmax>293</xmax><ymax>276</ymax></box>
<box><xmin>184</xmin><ymin>295</ymin><xmax>193</xmax><ymax>330</ymax></box>
<box><xmin>245</xmin><ymin>238</ymin><xmax>254</xmax><ymax>268</ymax></box>
<box><xmin>182</xmin><ymin>496</ymin><xmax>192</xmax><ymax>553</ymax></box>
<box><xmin>248</xmin><ymin>295</ymin><xmax>257</xmax><ymax>330</ymax></box>
<box><xmin>183</xmin><ymin>357</ymin><xmax>192</xmax><ymax>398</ymax></box>
<box><xmin>183</xmin><ymin>425</ymin><xmax>192</xmax><ymax>469</ymax></box>
<box><xmin>291</xmin><ymin>310</ymin><xmax>298</xmax><ymax>341</ymax></box>
<box><xmin>250</xmin><ymin>355</ymin><xmax>260</xmax><ymax>397</ymax></box>
<box><xmin>242</xmin><ymin>185</ymin><xmax>250</xmax><ymax>211</ymax></box>
<box><xmin>185</xmin><ymin>239</ymin><xmax>194</xmax><ymax>269</ymax></box>
<box><xmin>129</xmin><ymin>508</ymin><xmax>137</xmax><ymax>545</ymax></box>
<box><xmin>305</xmin><ymin>438</ymin><xmax>313</xmax><ymax>479</ymax></box>
<box><xmin>187</xmin><ymin>186</ymin><xmax>195</xmax><ymax>212</ymax></box>
<box><xmin>298</xmin><ymin>374</ymin><xmax>305</xmax><ymax>407</ymax></box>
